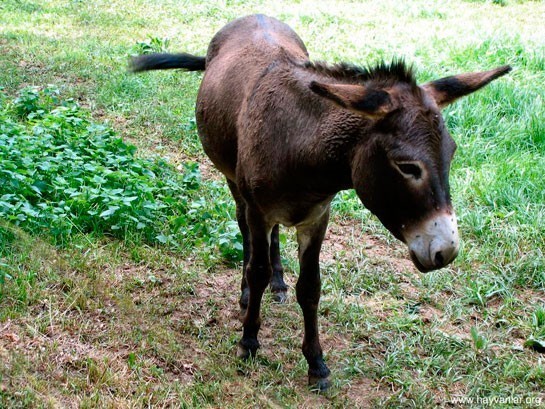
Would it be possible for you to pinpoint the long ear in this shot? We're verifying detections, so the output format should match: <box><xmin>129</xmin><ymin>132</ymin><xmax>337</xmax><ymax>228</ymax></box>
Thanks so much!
<box><xmin>309</xmin><ymin>81</ymin><xmax>393</xmax><ymax>119</ymax></box>
<box><xmin>423</xmin><ymin>65</ymin><xmax>512</xmax><ymax>108</ymax></box>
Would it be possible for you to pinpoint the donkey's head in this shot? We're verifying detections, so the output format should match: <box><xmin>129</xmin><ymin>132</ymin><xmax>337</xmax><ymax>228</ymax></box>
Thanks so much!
<box><xmin>310</xmin><ymin>62</ymin><xmax>510</xmax><ymax>272</ymax></box>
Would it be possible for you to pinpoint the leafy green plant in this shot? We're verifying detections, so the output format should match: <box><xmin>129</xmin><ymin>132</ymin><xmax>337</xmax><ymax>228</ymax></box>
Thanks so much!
<box><xmin>0</xmin><ymin>87</ymin><xmax>241</xmax><ymax>259</ymax></box>
<box><xmin>217</xmin><ymin>220</ymin><xmax>244</xmax><ymax>262</ymax></box>
<box><xmin>12</xmin><ymin>85</ymin><xmax>60</xmax><ymax>118</ymax></box>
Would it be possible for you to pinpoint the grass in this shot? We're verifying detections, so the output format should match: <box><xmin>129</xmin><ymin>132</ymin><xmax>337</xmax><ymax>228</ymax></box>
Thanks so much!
<box><xmin>1</xmin><ymin>0</ymin><xmax>544</xmax><ymax>407</ymax></box>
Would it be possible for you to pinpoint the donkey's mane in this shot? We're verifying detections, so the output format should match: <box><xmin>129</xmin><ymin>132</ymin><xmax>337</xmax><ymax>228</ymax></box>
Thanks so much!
<box><xmin>304</xmin><ymin>59</ymin><xmax>417</xmax><ymax>87</ymax></box>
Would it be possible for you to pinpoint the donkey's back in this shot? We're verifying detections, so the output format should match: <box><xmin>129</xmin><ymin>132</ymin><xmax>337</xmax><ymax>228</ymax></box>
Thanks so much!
<box><xmin>196</xmin><ymin>14</ymin><xmax>310</xmax><ymax>180</ymax></box>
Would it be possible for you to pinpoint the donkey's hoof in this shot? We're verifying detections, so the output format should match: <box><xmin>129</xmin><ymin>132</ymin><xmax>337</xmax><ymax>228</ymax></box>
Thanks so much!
<box><xmin>272</xmin><ymin>290</ymin><xmax>288</xmax><ymax>304</ymax></box>
<box><xmin>237</xmin><ymin>344</ymin><xmax>252</xmax><ymax>360</ymax></box>
<box><xmin>308</xmin><ymin>375</ymin><xmax>331</xmax><ymax>392</ymax></box>
<box><xmin>237</xmin><ymin>339</ymin><xmax>259</xmax><ymax>360</ymax></box>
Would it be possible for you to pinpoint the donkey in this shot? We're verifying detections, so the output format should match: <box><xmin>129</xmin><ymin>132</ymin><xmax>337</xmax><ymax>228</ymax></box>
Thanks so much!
<box><xmin>131</xmin><ymin>14</ymin><xmax>510</xmax><ymax>390</ymax></box>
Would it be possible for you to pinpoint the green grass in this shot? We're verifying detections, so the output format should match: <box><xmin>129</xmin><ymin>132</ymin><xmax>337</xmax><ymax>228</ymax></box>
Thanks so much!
<box><xmin>1</xmin><ymin>0</ymin><xmax>545</xmax><ymax>407</ymax></box>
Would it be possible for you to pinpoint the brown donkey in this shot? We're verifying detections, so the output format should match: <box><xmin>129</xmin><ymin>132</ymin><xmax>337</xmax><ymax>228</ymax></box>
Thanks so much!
<box><xmin>132</xmin><ymin>14</ymin><xmax>510</xmax><ymax>390</ymax></box>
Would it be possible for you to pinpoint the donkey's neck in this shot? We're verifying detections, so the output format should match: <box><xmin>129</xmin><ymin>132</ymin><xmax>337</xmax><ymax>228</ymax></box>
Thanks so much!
<box><xmin>290</xmin><ymin>109</ymin><xmax>373</xmax><ymax>195</ymax></box>
<box><xmin>261</xmin><ymin>61</ymin><xmax>377</xmax><ymax>195</ymax></box>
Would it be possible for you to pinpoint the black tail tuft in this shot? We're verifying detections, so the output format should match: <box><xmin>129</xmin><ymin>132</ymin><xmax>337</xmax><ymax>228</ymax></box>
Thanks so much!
<box><xmin>129</xmin><ymin>53</ymin><xmax>206</xmax><ymax>72</ymax></box>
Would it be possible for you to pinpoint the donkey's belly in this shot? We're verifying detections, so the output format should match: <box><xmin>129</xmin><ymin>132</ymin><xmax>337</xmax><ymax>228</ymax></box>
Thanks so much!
<box><xmin>265</xmin><ymin>197</ymin><xmax>333</xmax><ymax>227</ymax></box>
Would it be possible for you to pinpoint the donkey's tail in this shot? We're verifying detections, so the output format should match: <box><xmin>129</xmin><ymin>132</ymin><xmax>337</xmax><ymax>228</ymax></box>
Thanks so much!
<box><xmin>130</xmin><ymin>53</ymin><xmax>206</xmax><ymax>72</ymax></box>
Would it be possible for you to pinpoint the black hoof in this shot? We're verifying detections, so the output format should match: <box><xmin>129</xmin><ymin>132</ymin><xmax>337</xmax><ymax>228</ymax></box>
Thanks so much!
<box><xmin>308</xmin><ymin>375</ymin><xmax>331</xmax><ymax>392</ymax></box>
<box><xmin>237</xmin><ymin>338</ymin><xmax>259</xmax><ymax>360</ymax></box>
<box><xmin>272</xmin><ymin>290</ymin><xmax>288</xmax><ymax>303</ymax></box>
<box><xmin>236</xmin><ymin>344</ymin><xmax>252</xmax><ymax>360</ymax></box>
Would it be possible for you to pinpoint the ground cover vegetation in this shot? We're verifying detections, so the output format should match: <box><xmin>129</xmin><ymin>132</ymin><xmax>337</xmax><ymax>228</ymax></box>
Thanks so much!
<box><xmin>0</xmin><ymin>0</ymin><xmax>544</xmax><ymax>407</ymax></box>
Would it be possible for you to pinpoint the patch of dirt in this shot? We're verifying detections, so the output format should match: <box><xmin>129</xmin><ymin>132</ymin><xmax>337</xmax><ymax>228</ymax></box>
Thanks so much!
<box><xmin>516</xmin><ymin>288</ymin><xmax>545</xmax><ymax>305</ymax></box>
<box><xmin>0</xmin><ymin>321</ymin><xmax>17</xmax><ymax>367</ymax></box>
<box><xmin>437</xmin><ymin>318</ymin><xmax>472</xmax><ymax>342</ymax></box>
<box><xmin>321</xmin><ymin>331</ymin><xmax>352</xmax><ymax>353</ymax></box>
<box><xmin>419</xmin><ymin>304</ymin><xmax>443</xmax><ymax>324</ymax></box>
<box><xmin>16</xmin><ymin>59</ymin><xmax>48</xmax><ymax>78</ymax></box>
<box><xmin>345</xmin><ymin>377</ymin><xmax>390</xmax><ymax>408</ymax></box>
<box><xmin>1</xmin><ymin>313</ymin><xmax>127</xmax><ymax>372</ymax></box>
<box><xmin>322</xmin><ymin>219</ymin><xmax>416</xmax><ymax>274</ymax></box>
<box><xmin>171</xmin><ymin>268</ymin><xmax>241</xmax><ymax>332</ymax></box>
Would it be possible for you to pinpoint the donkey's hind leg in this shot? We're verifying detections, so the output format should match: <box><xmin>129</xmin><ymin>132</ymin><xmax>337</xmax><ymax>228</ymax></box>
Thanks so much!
<box><xmin>270</xmin><ymin>224</ymin><xmax>288</xmax><ymax>303</ymax></box>
<box><xmin>226</xmin><ymin>180</ymin><xmax>250</xmax><ymax>314</ymax></box>
<box><xmin>227</xmin><ymin>181</ymin><xmax>286</xmax><ymax>311</ymax></box>
<box><xmin>237</xmin><ymin>206</ymin><xmax>273</xmax><ymax>359</ymax></box>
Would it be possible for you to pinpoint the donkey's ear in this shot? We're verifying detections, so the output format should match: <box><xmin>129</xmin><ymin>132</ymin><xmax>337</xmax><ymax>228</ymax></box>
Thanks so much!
<box><xmin>423</xmin><ymin>65</ymin><xmax>512</xmax><ymax>108</ymax></box>
<box><xmin>309</xmin><ymin>81</ymin><xmax>393</xmax><ymax>118</ymax></box>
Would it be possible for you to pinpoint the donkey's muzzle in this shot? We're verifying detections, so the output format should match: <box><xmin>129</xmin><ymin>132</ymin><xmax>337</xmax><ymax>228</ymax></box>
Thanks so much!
<box><xmin>405</xmin><ymin>212</ymin><xmax>459</xmax><ymax>272</ymax></box>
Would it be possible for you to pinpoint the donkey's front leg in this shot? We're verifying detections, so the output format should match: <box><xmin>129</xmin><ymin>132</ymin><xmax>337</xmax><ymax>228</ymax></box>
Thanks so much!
<box><xmin>296</xmin><ymin>211</ymin><xmax>331</xmax><ymax>391</ymax></box>
<box><xmin>237</xmin><ymin>207</ymin><xmax>273</xmax><ymax>359</ymax></box>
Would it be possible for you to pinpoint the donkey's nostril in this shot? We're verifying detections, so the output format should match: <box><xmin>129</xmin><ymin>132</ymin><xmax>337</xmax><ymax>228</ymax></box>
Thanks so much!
<box><xmin>434</xmin><ymin>251</ymin><xmax>444</xmax><ymax>266</ymax></box>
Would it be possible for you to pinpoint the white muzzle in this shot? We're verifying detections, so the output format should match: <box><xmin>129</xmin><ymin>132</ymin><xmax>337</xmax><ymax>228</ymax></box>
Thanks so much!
<box><xmin>405</xmin><ymin>212</ymin><xmax>459</xmax><ymax>272</ymax></box>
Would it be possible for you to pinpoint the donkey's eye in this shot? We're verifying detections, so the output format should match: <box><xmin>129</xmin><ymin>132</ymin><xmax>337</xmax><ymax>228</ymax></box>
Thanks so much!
<box><xmin>395</xmin><ymin>161</ymin><xmax>423</xmax><ymax>180</ymax></box>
